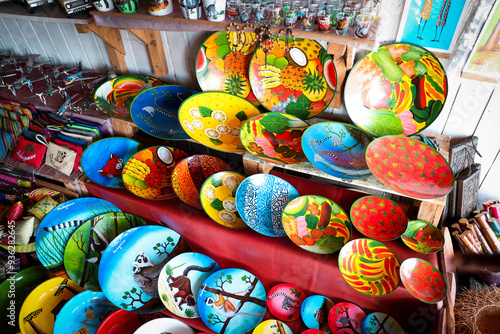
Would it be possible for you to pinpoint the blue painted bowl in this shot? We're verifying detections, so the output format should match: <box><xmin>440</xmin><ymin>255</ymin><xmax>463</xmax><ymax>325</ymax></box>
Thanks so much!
<box><xmin>300</xmin><ymin>295</ymin><xmax>333</xmax><ymax>331</ymax></box>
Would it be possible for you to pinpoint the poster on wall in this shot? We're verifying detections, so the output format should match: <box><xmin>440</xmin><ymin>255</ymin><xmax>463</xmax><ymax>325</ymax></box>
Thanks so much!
<box><xmin>397</xmin><ymin>0</ymin><xmax>471</xmax><ymax>56</ymax></box>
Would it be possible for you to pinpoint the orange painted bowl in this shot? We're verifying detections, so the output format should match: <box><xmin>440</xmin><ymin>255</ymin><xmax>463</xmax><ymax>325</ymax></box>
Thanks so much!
<box><xmin>401</xmin><ymin>220</ymin><xmax>444</xmax><ymax>254</ymax></box>
<box><xmin>400</xmin><ymin>258</ymin><xmax>447</xmax><ymax>304</ymax></box>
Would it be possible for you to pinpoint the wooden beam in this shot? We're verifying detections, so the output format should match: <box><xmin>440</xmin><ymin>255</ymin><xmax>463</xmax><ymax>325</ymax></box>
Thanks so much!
<box><xmin>129</xmin><ymin>29</ymin><xmax>169</xmax><ymax>78</ymax></box>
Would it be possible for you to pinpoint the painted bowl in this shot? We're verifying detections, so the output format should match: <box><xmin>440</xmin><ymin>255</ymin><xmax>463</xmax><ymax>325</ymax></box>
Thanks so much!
<box><xmin>179</xmin><ymin>91</ymin><xmax>261</xmax><ymax>152</ymax></box>
<box><xmin>350</xmin><ymin>195</ymin><xmax>408</xmax><ymax>241</ymax></box>
<box><xmin>282</xmin><ymin>195</ymin><xmax>352</xmax><ymax>254</ymax></box>
<box><xmin>236</xmin><ymin>174</ymin><xmax>300</xmax><ymax>237</ymax></box>
<box><xmin>301</xmin><ymin>122</ymin><xmax>372</xmax><ymax>179</ymax></box>
<box><xmin>400</xmin><ymin>258</ymin><xmax>447</xmax><ymax>303</ymax></box>
<box><xmin>267</xmin><ymin>283</ymin><xmax>306</xmax><ymax>321</ymax></box>
<box><xmin>253</xmin><ymin>319</ymin><xmax>293</xmax><ymax>333</ymax></box>
<box><xmin>401</xmin><ymin>220</ymin><xmax>444</xmax><ymax>254</ymax></box>
<box><xmin>365</xmin><ymin>135</ymin><xmax>454</xmax><ymax>199</ymax></box>
<box><xmin>200</xmin><ymin>171</ymin><xmax>248</xmax><ymax>228</ymax></box>
<box><xmin>328</xmin><ymin>302</ymin><xmax>366</xmax><ymax>334</ymax></box>
<box><xmin>301</xmin><ymin>330</ymin><xmax>326</xmax><ymax>334</ymax></box>
<box><xmin>300</xmin><ymin>295</ymin><xmax>333</xmax><ymax>331</ymax></box>
<box><xmin>123</xmin><ymin>146</ymin><xmax>188</xmax><ymax>200</ymax></box>
<box><xmin>361</xmin><ymin>312</ymin><xmax>404</xmax><ymax>334</ymax></box>
<box><xmin>96</xmin><ymin>309</ymin><xmax>165</xmax><ymax>334</ymax></box>
<box><xmin>338</xmin><ymin>238</ymin><xmax>400</xmax><ymax>296</ymax></box>
<box><xmin>345</xmin><ymin>43</ymin><xmax>447</xmax><ymax>137</ymax></box>
<box><xmin>133</xmin><ymin>318</ymin><xmax>195</xmax><ymax>334</ymax></box>
<box><xmin>171</xmin><ymin>154</ymin><xmax>232</xmax><ymax>209</ymax></box>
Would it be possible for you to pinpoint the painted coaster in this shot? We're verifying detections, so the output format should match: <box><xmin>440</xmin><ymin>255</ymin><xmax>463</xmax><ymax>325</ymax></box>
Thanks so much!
<box><xmin>98</xmin><ymin>225</ymin><xmax>191</xmax><ymax>314</ymax></box>
<box><xmin>300</xmin><ymin>295</ymin><xmax>333</xmax><ymax>331</ymax></box>
<box><xmin>253</xmin><ymin>319</ymin><xmax>293</xmax><ymax>333</ymax></box>
<box><xmin>197</xmin><ymin>268</ymin><xmax>267</xmax><ymax>334</ymax></box>
<box><xmin>240</xmin><ymin>112</ymin><xmax>309</xmax><ymax>164</ymax></box>
<box><xmin>179</xmin><ymin>91</ymin><xmax>261</xmax><ymax>152</ymax></box>
<box><xmin>158</xmin><ymin>252</ymin><xmax>220</xmax><ymax>318</ymax></box>
<box><xmin>63</xmin><ymin>212</ymin><xmax>147</xmax><ymax>291</ymax></box>
<box><xmin>53</xmin><ymin>290</ymin><xmax>117</xmax><ymax>334</ymax></box>
<box><xmin>96</xmin><ymin>309</ymin><xmax>165</xmax><ymax>334</ymax></box>
<box><xmin>365</xmin><ymin>135</ymin><xmax>454</xmax><ymax>199</ymax></box>
<box><xmin>171</xmin><ymin>154</ymin><xmax>232</xmax><ymax>209</ymax></box>
<box><xmin>401</xmin><ymin>220</ymin><xmax>444</xmax><ymax>254</ymax></box>
<box><xmin>19</xmin><ymin>277</ymin><xmax>84</xmax><ymax>334</ymax></box>
<box><xmin>123</xmin><ymin>146</ymin><xmax>188</xmax><ymax>200</ymax></box>
<box><xmin>345</xmin><ymin>43</ymin><xmax>447</xmax><ymax>137</ymax></box>
<box><xmin>200</xmin><ymin>171</ymin><xmax>247</xmax><ymax>228</ymax></box>
<box><xmin>361</xmin><ymin>312</ymin><xmax>404</xmax><ymax>334</ymax></box>
<box><xmin>338</xmin><ymin>239</ymin><xmax>400</xmax><ymax>296</ymax></box>
<box><xmin>267</xmin><ymin>283</ymin><xmax>306</xmax><ymax>321</ymax></box>
<box><xmin>196</xmin><ymin>31</ymin><xmax>259</xmax><ymax>106</ymax></box>
<box><xmin>350</xmin><ymin>195</ymin><xmax>407</xmax><ymax>241</ymax></box>
<box><xmin>282</xmin><ymin>195</ymin><xmax>352</xmax><ymax>254</ymax></box>
<box><xmin>249</xmin><ymin>37</ymin><xmax>337</xmax><ymax>119</ymax></box>
<box><xmin>235</xmin><ymin>174</ymin><xmax>300</xmax><ymax>237</ymax></box>
<box><xmin>301</xmin><ymin>122</ymin><xmax>372</xmax><ymax>179</ymax></box>
<box><xmin>130</xmin><ymin>85</ymin><xmax>197</xmax><ymax>140</ymax></box>
<box><xmin>35</xmin><ymin>198</ymin><xmax>121</xmax><ymax>277</ymax></box>
<box><xmin>81</xmin><ymin>137</ymin><xmax>141</xmax><ymax>188</ymax></box>
<box><xmin>328</xmin><ymin>302</ymin><xmax>366</xmax><ymax>334</ymax></box>
<box><xmin>134</xmin><ymin>318</ymin><xmax>195</xmax><ymax>334</ymax></box>
<box><xmin>400</xmin><ymin>258</ymin><xmax>447</xmax><ymax>304</ymax></box>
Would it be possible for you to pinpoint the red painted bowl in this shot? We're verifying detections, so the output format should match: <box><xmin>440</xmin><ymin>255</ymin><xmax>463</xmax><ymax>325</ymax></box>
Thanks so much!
<box><xmin>400</xmin><ymin>258</ymin><xmax>447</xmax><ymax>304</ymax></box>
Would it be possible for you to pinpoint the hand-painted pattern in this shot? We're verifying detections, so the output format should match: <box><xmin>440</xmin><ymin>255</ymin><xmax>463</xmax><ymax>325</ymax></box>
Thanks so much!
<box><xmin>400</xmin><ymin>258</ymin><xmax>446</xmax><ymax>303</ymax></box>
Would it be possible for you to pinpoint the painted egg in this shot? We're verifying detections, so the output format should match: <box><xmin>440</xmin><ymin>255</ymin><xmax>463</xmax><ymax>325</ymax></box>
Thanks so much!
<box><xmin>171</xmin><ymin>154</ymin><xmax>232</xmax><ymax>209</ymax></box>
<box><xmin>253</xmin><ymin>319</ymin><xmax>293</xmax><ymax>333</ymax></box>
<box><xmin>361</xmin><ymin>312</ymin><xmax>404</xmax><ymax>334</ymax></box>
<box><xmin>267</xmin><ymin>283</ymin><xmax>306</xmax><ymax>321</ymax></box>
<box><xmin>134</xmin><ymin>318</ymin><xmax>195</xmax><ymax>334</ymax></box>
<box><xmin>282</xmin><ymin>195</ymin><xmax>352</xmax><ymax>254</ymax></box>
<box><xmin>401</xmin><ymin>220</ymin><xmax>444</xmax><ymax>254</ymax></box>
<box><xmin>200</xmin><ymin>171</ymin><xmax>248</xmax><ymax>228</ymax></box>
<box><xmin>328</xmin><ymin>302</ymin><xmax>366</xmax><ymax>334</ymax></box>
<box><xmin>240</xmin><ymin>112</ymin><xmax>309</xmax><ymax>164</ymax></box>
<box><xmin>300</xmin><ymin>295</ymin><xmax>333</xmax><ymax>331</ymax></box>
<box><xmin>235</xmin><ymin>174</ymin><xmax>299</xmax><ymax>237</ymax></box>
<box><xmin>400</xmin><ymin>258</ymin><xmax>447</xmax><ymax>303</ymax></box>
<box><xmin>96</xmin><ymin>309</ymin><xmax>165</xmax><ymax>334</ymax></box>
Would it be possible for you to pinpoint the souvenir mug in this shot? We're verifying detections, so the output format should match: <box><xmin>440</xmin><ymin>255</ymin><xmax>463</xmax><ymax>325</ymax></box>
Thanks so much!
<box><xmin>114</xmin><ymin>0</ymin><xmax>138</xmax><ymax>13</ymax></box>
<box><xmin>147</xmin><ymin>0</ymin><xmax>174</xmax><ymax>16</ymax></box>
<box><xmin>178</xmin><ymin>0</ymin><xmax>203</xmax><ymax>19</ymax></box>
<box><xmin>92</xmin><ymin>0</ymin><xmax>115</xmax><ymax>12</ymax></box>
<box><xmin>202</xmin><ymin>0</ymin><xmax>226</xmax><ymax>22</ymax></box>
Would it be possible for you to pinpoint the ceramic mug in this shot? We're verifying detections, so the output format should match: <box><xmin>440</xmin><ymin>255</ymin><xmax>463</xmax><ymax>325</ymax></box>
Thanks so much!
<box><xmin>178</xmin><ymin>0</ymin><xmax>203</xmax><ymax>19</ymax></box>
<box><xmin>147</xmin><ymin>0</ymin><xmax>174</xmax><ymax>16</ymax></box>
<box><xmin>92</xmin><ymin>0</ymin><xmax>115</xmax><ymax>12</ymax></box>
<box><xmin>114</xmin><ymin>0</ymin><xmax>138</xmax><ymax>13</ymax></box>
<box><xmin>202</xmin><ymin>0</ymin><xmax>226</xmax><ymax>22</ymax></box>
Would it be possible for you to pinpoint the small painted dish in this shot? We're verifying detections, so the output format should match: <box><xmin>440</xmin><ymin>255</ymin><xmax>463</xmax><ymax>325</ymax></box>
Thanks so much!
<box><xmin>300</xmin><ymin>295</ymin><xmax>333</xmax><ymax>331</ymax></box>
<box><xmin>200</xmin><ymin>171</ymin><xmax>247</xmax><ymax>228</ymax></box>
<box><xmin>350</xmin><ymin>195</ymin><xmax>408</xmax><ymax>241</ymax></box>
<box><xmin>328</xmin><ymin>302</ymin><xmax>366</xmax><ymax>334</ymax></box>
<box><xmin>253</xmin><ymin>319</ymin><xmax>293</xmax><ymax>333</ymax></box>
<box><xmin>282</xmin><ymin>195</ymin><xmax>352</xmax><ymax>254</ymax></box>
<box><xmin>134</xmin><ymin>318</ymin><xmax>195</xmax><ymax>334</ymax></box>
<box><xmin>361</xmin><ymin>312</ymin><xmax>404</xmax><ymax>334</ymax></box>
<box><xmin>240</xmin><ymin>112</ymin><xmax>309</xmax><ymax>165</ymax></box>
<box><xmin>96</xmin><ymin>309</ymin><xmax>165</xmax><ymax>334</ymax></box>
<box><xmin>267</xmin><ymin>283</ymin><xmax>306</xmax><ymax>321</ymax></box>
<box><xmin>401</xmin><ymin>220</ymin><xmax>444</xmax><ymax>254</ymax></box>
<box><xmin>400</xmin><ymin>258</ymin><xmax>447</xmax><ymax>303</ymax></box>
<box><xmin>338</xmin><ymin>238</ymin><xmax>400</xmax><ymax>296</ymax></box>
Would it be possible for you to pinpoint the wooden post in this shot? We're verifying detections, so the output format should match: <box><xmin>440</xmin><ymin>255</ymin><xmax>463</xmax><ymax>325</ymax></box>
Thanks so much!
<box><xmin>327</xmin><ymin>43</ymin><xmax>353</xmax><ymax>109</ymax></box>
<box><xmin>130</xmin><ymin>29</ymin><xmax>169</xmax><ymax>78</ymax></box>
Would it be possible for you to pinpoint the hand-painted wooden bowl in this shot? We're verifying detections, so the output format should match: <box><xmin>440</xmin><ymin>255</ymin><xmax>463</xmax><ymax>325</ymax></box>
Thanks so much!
<box><xmin>130</xmin><ymin>85</ymin><xmax>197</xmax><ymax>140</ymax></box>
<box><xmin>197</xmin><ymin>268</ymin><xmax>266</xmax><ymax>334</ymax></box>
<box><xmin>300</xmin><ymin>295</ymin><xmax>333</xmax><ymax>331</ymax></box>
<box><xmin>400</xmin><ymin>258</ymin><xmax>447</xmax><ymax>303</ymax></box>
<box><xmin>171</xmin><ymin>154</ymin><xmax>232</xmax><ymax>209</ymax></box>
<box><xmin>98</xmin><ymin>225</ymin><xmax>191</xmax><ymax>314</ymax></box>
<box><xmin>249</xmin><ymin>37</ymin><xmax>337</xmax><ymax>119</ymax></box>
<box><xmin>361</xmin><ymin>312</ymin><xmax>404</xmax><ymax>334</ymax></box>
<box><xmin>196</xmin><ymin>31</ymin><xmax>259</xmax><ymax>106</ymax></box>
<box><xmin>401</xmin><ymin>220</ymin><xmax>444</xmax><ymax>254</ymax></box>
<box><xmin>200</xmin><ymin>171</ymin><xmax>247</xmax><ymax>228</ymax></box>
<box><xmin>134</xmin><ymin>318</ymin><xmax>195</xmax><ymax>334</ymax></box>
<box><xmin>240</xmin><ymin>112</ymin><xmax>309</xmax><ymax>164</ymax></box>
<box><xmin>253</xmin><ymin>319</ymin><xmax>293</xmax><ymax>333</ymax></box>
<box><xmin>157</xmin><ymin>252</ymin><xmax>220</xmax><ymax>318</ymax></box>
<box><xmin>123</xmin><ymin>146</ymin><xmax>188</xmax><ymax>200</ymax></box>
<box><xmin>345</xmin><ymin>43</ymin><xmax>447</xmax><ymax>137</ymax></box>
<box><xmin>267</xmin><ymin>283</ymin><xmax>306</xmax><ymax>321</ymax></box>
<box><xmin>179</xmin><ymin>92</ymin><xmax>261</xmax><ymax>152</ymax></box>
<box><xmin>301</xmin><ymin>122</ymin><xmax>372</xmax><ymax>179</ymax></box>
<box><xmin>328</xmin><ymin>302</ymin><xmax>366</xmax><ymax>334</ymax></box>
<box><xmin>282</xmin><ymin>195</ymin><xmax>352</xmax><ymax>254</ymax></box>
<box><xmin>338</xmin><ymin>239</ymin><xmax>400</xmax><ymax>296</ymax></box>
<box><xmin>350</xmin><ymin>196</ymin><xmax>407</xmax><ymax>241</ymax></box>
<box><xmin>235</xmin><ymin>174</ymin><xmax>300</xmax><ymax>237</ymax></box>
<box><xmin>365</xmin><ymin>135</ymin><xmax>454</xmax><ymax>199</ymax></box>
<box><xmin>96</xmin><ymin>309</ymin><xmax>165</xmax><ymax>334</ymax></box>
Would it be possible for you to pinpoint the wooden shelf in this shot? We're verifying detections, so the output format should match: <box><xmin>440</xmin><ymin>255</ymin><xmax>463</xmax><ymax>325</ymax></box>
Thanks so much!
<box><xmin>0</xmin><ymin>1</ymin><xmax>90</xmax><ymax>24</ymax></box>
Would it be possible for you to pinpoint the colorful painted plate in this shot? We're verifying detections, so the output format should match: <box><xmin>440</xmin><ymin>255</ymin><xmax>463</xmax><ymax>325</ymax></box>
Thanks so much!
<box><xmin>401</xmin><ymin>220</ymin><xmax>444</xmax><ymax>254</ymax></box>
<box><xmin>328</xmin><ymin>302</ymin><xmax>366</xmax><ymax>334</ymax></box>
<box><xmin>200</xmin><ymin>171</ymin><xmax>247</xmax><ymax>228</ymax></box>
<box><xmin>130</xmin><ymin>85</ymin><xmax>197</xmax><ymax>140</ymax></box>
<box><xmin>301</xmin><ymin>122</ymin><xmax>372</xmax><ymax>179</ymax></box>
<box><xmin>235</xmin><ymin>174</ymin><xmax>299</xmax><ymax>237</ymax></box>
<box><xmin>81</xmin><ymin>137</ymin><xmax>141</xmax><ymax>188</ymax></box>
<box><xmin>361</xmin><ymin>312</ymin><xmax>404</xmax><ymax>334</ymax></box>
<box><xmin>365</xmin><ymin>135</ymin><xmax>454</xmax><ymax>199</ymax></box>
<box><xmin>63</xmin><ymin>213</ymin><xmax>147</xmax><ymax>291</ymax></box>
<box><xmin>300</xmin><ymin>295</ymin><xmax>333</xmax><ymax>331</ymax></box>
<box><xmin>98</xmin><ymin>225</ymin><xmax>191</xmax><ymax>314</ymax></box>
<box><xmin>178</xmin><ymin>91</ymin><xmax>261</xmax><ymax>152</ymax></box>
<box><xmin>94</xmin><ymin>74</ymin><xmax>165</xmax><ymax>119</ymax></box>
<box><xmin>123</xmin><ymin>146</ymin><xmax>188</xmax><ymax>200</ymax></box>
<box><xmin>96</xmin><ymin>309</ymin><xmax>165</xmax><ymax>334</ymax></box>
<box><xmin>249</xmin><ymin>37</ymin><xmax>337</xmax><ymax>119</ymax></box>
<box><xmin>196</xmin><ymin>31</ymin><xmax>259</xmax><ymax>106</ymax></box>
<box><xmin>53</xmin><ymin>290</ymin><xmax>117</xmax><ymax>334</ymax></box>
<box><xmin>197</xmin><ymin>268</ymin><xmax>267</xmax><ymax>334</ymax></box>
<box><xmin>338</xmin><ymin>238</ymin><xmax>400</xmax><ymax>296</ymax></box>
<box><xmin>158</xmin><ymin>252</ymin><xmax>220</xmax><ymax>318</ymax></box>
<box><xmin>267</xmin><ymin>283</ymin><xmax>306</xmax><ymax>321</ymax></box>
<box><xmin>350</xmin><ymin>196</ymin><xmax>407</xmax><ymax>241</ymax></box>
<box><xmin>18</xmin><ymin>277</ymin><xmax>84</xmax><ymax>334</ymax></box>
<box><xmin>253</xmin><ymin>319</ymin><xmax>293</xmax><ymax>333</ymax></box>
<box><xmin>35</xmin><ymin>198</ymin><xmax>121</xmax><ymax>277</ymax></box>
<box><xmin>171</xmin><ymin>154</ymin><xmax>232</xmax><ymax>209</ymax></box>
<box><xmin>345</xmin><ymin>43</ymin><xmax>447</xmax><ymax>137</ymax></box>
<box><xmin>400</xmin><ymin>258</ymin><xmax>447</xmax><ymax>303</ymax></box>
<box><xmin>240</xmin><ymin>112</ymin><xmax>309</xmax><ymax>164</ymax></box>
<box><xmin>134</xmin><ymin>318</ymin><xmax>195</xmax><ymax>334</ymax></box>
<box><xmin>282</xmin><ymin>195</ymin><xmax>352</xmax><ymax>253</ymax></box>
